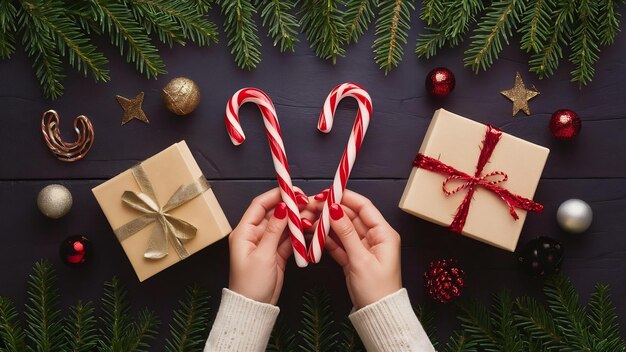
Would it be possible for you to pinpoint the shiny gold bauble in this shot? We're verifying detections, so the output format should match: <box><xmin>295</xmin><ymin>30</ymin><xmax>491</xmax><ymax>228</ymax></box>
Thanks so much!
<box><xmin>162</xmin><ymin>77</ymin><xmax>201</xmax><ymax>116</ymax></box>
<box><xmin>37</xmin><ymin>184</ymin><xmax>73</xmax><ymax>219</ymax></box>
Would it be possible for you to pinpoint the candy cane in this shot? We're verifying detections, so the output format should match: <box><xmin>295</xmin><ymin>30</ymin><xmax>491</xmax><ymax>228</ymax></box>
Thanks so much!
<box><xmin>225</xmin><ymin>88</ymin><xmax>308</xmax><ymax>267</ymax></box>
<box><xmin>308</xmin><ymin>83</ymin><xmax>372</xmax><ymax>263</ymax></box>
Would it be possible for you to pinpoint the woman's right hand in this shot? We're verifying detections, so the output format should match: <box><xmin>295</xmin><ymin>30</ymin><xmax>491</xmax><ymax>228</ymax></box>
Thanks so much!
<box><xmin>308</xmin><ymin>189</ymin><xmax>403</xmax><ymax>309</ymax></box>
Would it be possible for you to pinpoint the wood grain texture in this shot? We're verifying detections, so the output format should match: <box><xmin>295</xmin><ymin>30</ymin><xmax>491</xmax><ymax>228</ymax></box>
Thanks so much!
<box><xmin>1</xmin><ymin>12</ymin><xmax>625</xmax><ymax>344</ymax></box>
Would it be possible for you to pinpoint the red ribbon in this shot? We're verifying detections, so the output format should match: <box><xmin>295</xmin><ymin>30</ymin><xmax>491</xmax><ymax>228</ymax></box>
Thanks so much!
<box><xmin>413</xmin><ymin>125</ymin><xmax>543</xmax><ymax>233</ymax></box>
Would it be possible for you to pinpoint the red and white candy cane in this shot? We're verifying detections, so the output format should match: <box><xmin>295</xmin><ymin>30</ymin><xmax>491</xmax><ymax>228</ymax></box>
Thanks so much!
<box><xmin>308</xmin><ymin>83</ymin><xmax>372</xmax><ymax>263</ymax></box>
<box><xmin>225</xmin><ymin>88</ymin><xmax>309</xmax><ymax>267</ymax></box>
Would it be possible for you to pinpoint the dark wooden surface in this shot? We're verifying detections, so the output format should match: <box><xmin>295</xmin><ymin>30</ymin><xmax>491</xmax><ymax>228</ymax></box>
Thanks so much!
<box><xmin>1</xmin><ymin>13</ymin><xmax>626</xmax><ymax>348</ymax></box>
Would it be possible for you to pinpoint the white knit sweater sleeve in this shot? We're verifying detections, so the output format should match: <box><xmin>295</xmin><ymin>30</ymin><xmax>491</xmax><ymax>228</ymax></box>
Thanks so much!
<box><xmin>204</xmin><ymin>288</ymin><xmax>279</xmax><ymax>352</ymax></box>
<box><xmin>349</xmin><ymin>288</ymin><xmax>436</xmax><ymax>352</ymax></box>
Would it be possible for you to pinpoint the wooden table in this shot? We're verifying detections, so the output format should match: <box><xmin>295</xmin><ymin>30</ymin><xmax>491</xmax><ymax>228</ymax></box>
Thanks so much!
<box><xmin>1</xmin><ymin>19</ymin><xmax>625</xmax><ymax>344</ymax></box>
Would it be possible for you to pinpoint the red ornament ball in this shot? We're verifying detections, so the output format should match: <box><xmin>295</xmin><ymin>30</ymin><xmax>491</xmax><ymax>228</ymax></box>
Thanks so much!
<box><xmin>425</xmin><ymin>67</ymin><xmax>456</xmax><ymax>98</ymax></box>
<box><xmin>549</xmin><ymin>109</ymin><xmax>581</xmax><ymax>139</ymax></box>
<box><xmin>59</xmin><ymin>235</ymin><xmax>92</xmax><ymax>267</ymax></box>
<box><xmin>424</xmin><ymin>259</ymin><xmax>466</xmax><ymax>303</ymax></box>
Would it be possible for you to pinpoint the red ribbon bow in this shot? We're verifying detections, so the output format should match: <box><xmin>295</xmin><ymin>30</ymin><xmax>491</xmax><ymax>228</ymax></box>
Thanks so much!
<box><xmin>413</xmin><ymin>125</ymin><xmax>543</xmax><ymax>233</ymax></box>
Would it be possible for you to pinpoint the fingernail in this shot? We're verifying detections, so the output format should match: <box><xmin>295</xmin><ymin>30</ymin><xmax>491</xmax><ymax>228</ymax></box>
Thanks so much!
<box><xmin>296</xmin><ymin>194</ymin><xmax>309</xmax><ymax>204</ymax></box>
<box><xmin>302</xmin><ymin>218</ymin><xmax>313</xmax><ymax>229</ymax></box>
<box><xmin>329</xmin><ymin>203</ymin><xmax>343</xmax><ymax>220</ymax></box>
<box><xmin>314</xmin><ymin>189</ymin><xmax>329</xmax><ymax>201</ymax></box>
<box><xmin>274</xmin><ymin>202</ymin><xmax>287</xmax><ymax>219</ymax></box>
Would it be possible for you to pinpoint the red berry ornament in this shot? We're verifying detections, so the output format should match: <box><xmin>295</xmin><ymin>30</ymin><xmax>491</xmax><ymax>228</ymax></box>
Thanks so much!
<box><xmin>425</xmin><ymin>67</ymin><xmax>455</xmax><ymax>98</ymax></box>
<box><xmin>59</xmin><ymin>235</ymin><xmax>92</xmax><ymax>267</ymax></box>
<box><xmin>424</xmin><ymin>259</ymin><xmax>466</xmax><ymax>303</ymax></box>
<box><xmin>549</xmin><ymin>109</ymin><xmax>581</xmax><ymax>139</ymax></box>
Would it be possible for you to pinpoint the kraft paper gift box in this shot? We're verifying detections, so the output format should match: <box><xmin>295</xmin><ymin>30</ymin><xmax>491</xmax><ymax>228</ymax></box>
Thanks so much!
<box><xmin>92</xmin><ymin>141</ymin><xmax>232</xmax><ymax>281</ymax></box>
<box><xmin>399</xmin><ymin>109</ymin><xmax>549</xmax><ymax>251</ymax></box>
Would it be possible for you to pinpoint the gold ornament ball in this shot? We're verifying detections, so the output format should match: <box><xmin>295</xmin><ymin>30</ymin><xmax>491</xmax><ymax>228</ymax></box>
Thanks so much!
<box><xmin>37</xmin><ymin>184</ymin><xmax>73</xmax><ymax>219</ymax></box>
<box><xmin>162</xmin><ymin>77</ymin><xmax>201</xmax><ymax>116</ymax></box>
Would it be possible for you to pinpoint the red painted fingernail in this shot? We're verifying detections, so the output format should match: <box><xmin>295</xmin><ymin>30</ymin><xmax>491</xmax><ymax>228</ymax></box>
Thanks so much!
<box><xmin>301</xmin><ymin>218</ymin><xmax>313</xmax><ymax>229</ymax></box>
<box><xmin>296</xmin><ymin>194</ymin><xmax>309</xmax><ymax>204</ymax></box>
<box><xmin>329</xmin><ymin>203</ymin><xmax>343</xmax><ymax>220</ymax></box>
<box><xmin>314</xmin><ymin>189</ymin><xmax>329</xmax><ymax>201</ymax></box>
<box><xmin>274</xmin><ymin>202</ymin><xmax>287</xmax><ymax>219</ymax></box>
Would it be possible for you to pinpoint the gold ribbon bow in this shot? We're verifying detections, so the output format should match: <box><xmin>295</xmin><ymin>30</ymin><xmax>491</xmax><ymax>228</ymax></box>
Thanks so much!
<box><xmin>114</xmin><ymin>164</ymin><xmax>210</xmax><ymax>260</ymax></box>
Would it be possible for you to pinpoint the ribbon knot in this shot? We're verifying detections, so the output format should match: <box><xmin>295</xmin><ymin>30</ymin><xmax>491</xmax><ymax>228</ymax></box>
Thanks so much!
<box><xmin>413</xmin><ymin>124</ymin><xmax>543</xmax><ymax>234</ymax></box>
<box><xmin>114</xmin><ymin>164</ymin><xmax>210</xmax><ymax>260</ymax></box>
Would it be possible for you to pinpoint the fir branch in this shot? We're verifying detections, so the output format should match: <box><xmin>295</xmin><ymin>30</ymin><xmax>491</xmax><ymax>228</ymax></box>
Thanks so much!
<box><xmin>442</xmin><ymin>331</ymin><xmax>477</xmax><ymax>352</ymax></box>
<box><xmin>259</xmin><ymin>0</ymin><xmax>299</xmax><ymax>52</ymax></box>
<box><xmin>298</xmin><ymin>0</ymin><xmax>346</xmax><ymax>63</ymax></box>
<box><xmin>373</xmin><ymin>0</ymin><xmax>414</xmax><ymax>73</ymax></box>
<box><xmin>24</xmin><ymin>260</ymin><xmax>63</xmax><ymax>352</ymax></box>
<box><xmin>457</xmin><ymin>298</ymin><xmax>499</xmax><ymax>350</ymax></box>
<box><xmin>419</xmin><ymin>0</ymin><xmax>443</xmax><ymax>26</ymax></box>
<box><xmin>0</xmin><ymin>0</ymin><xmax>17</xmax><ymax>59</ymax></box>
<box><xmin>338</xmin><ymin>318</ymin><xmax>365</xmax><ymax>352</ymax></box>
<box><xmin>64</xmin><ymin>301</ymin><xmax>98</xmax><ymax>352</ymax></box>
<box><xmin>98</xmin><ymin>277</ymin><xmax>132</xmax><ymax>351</ymax></box>
<box><xmin>344</xmin><ymin>0</ymin><xmax>376</xmax><ymax>44</ymax></box>
<box><xmin>519</xmin><ymin>0</ymin><xmax>554</xmax><ymax>53</ymax></box>
<box><xmin>299</xmin><ymin>288</ymin><xmax>338</xmax><ymax>352</ymax></box>
<box><xmin>267</xmin><ymin>318</ymin><xmax>297</xmax><ymax>352</ymax></box>
<box><xmin>492</xmin><ymin>290</ymin><xmax>524</xmax><ymax>352</ymax></box>
<box><xmin>464</xmin><ymin>0</ymin><xmax>526</xmax><ymax>72</ymax></box>
<box><xmin>87</xmin><ymin>0</ymin><xmax>166</xmax><ymax>78</ymax></box>
<box><xmin>218</xmin><ymin>0</ymin><xmax>262</xmax><ymax>69</ymax></box>
<box><xmin>587</xmin><ymin>285</ymin><xmax>624</xmax><ymax>351</ymax></box>
<box><xmin>569</xmin><ymin>0</ymin><xmax>600</xmax><ymax>86</ymax></box>
<box><xmin>164</xmin><ymin>286</ymin><xmax>211</xmax><ymax>352</ymax></box>
<box><xmin>515</xmin><ymin>296</ymin><xmax>563</xmax><ymax>349</ymax></box>
<box><xmin>597</xmin><ymin>0</ymin><xmax>621</xmax><ymax>45</ymax></box>
<box><xmin>129</xmin><ymin>1</ymin><xmax>187</xmax><ymax>47</ymax></box>
<box><xmin>0</xmin><ymin>297</ymin><xmax>26</xmax><ymax>352</ymax></box>
<box><xmin>126</xmin><ymin>309</ymin><xmax>159</xmax><ymax>352</ymax></box>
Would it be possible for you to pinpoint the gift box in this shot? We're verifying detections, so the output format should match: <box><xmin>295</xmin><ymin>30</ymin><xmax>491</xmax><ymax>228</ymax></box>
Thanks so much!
<box><xmin>92</xmin><ymin>141</ymin><xmax>232</xmax><ymax>281</ymax></box>
<box><xmin>399</xmin><ymin>109</ymin><xmax>549</xmax><ymax>251</ymax></box>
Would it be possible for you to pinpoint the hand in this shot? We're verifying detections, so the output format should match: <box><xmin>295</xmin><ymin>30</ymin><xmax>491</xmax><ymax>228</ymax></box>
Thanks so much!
<box><xmin>228</xmin><ymin>187</ymin><xmax>309</xmax><ymax>305</ymax></box>
<box><xmin>308</xmin><ymin>189</ymin><xmax>402</xmax><ymax>309</ymax></box>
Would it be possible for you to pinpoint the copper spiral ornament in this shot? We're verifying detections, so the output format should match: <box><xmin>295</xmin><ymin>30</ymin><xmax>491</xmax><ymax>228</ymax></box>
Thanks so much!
<box><xmin>41</xmin><ymin>110</ymin><xmax>95</xmax><ymax>162</ymax></box>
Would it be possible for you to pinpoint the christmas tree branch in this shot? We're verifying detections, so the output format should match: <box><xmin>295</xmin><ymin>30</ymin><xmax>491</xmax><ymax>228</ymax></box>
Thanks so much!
<box><xmin>0</xmin><ymin>296</ymin><xmax>26</xmax><ymax>352</ymax></box>
<box><xmin>587</xmin><ymin>285</ymin><xmax>625</xmax><ymax>350</ymax></box>
<box><xmin>0</xmin><ymin>0</ymin><xmax>17</xmax><ymax>59</ymax></box>
<box><xmin>164</xmin><ymin>286</ymin><xmax>211</xmax><ymax>352</ymax></box>
<box><xmin>515</xmin><ymin>296</ymin><xmax>564</xmax><ymax>349</ymax></box>
<box><xmin>373</xmin><ymin>0</ymin><xmax>414</xmax><ymax>73</ymax></box>
<box><xmin>259</xmin><ymin>0</ymin><xmax>299</xmax><ymax>52</ymax></box>
<box><xmin>126</xmin><ymin>309</ymin><xmax>159</xmax><ymax>352</ymax></box>
<box><xmin>218</xmin><ymin>0</ymin><xmax>262</xmax><ymax>69</ymax></box>
<box><xmin>568</xmin><ymin>0</ymin><xmax>600</xmax><ymax>86</ymax></box>
<box><xmin>597</xmin><ymin>0</ymin><xmax>621</xmax><ymax>45</ymax></box>
<box><xmin>299</xmin><ymin>288</ymin><xmax>338</xmax><ymax>351</ymax></box>
<box><xmin>344</xmin><ymin>0</ymin><xmax>376</xmax><ymax>44</ymax></box>
<box><xmin>64</xmin><ymin>301</ymin><xmax>98</xmax><ymax>352</ymax></box>
<box><xmin>24</xmin><ymin>261</ymin><xmax>63</xmax><ymax>352</ymax></box>
<box><xmin>519</xmin><ymin>0</ymin><xmax>554</xmax><ymax>53</ymax></box>
<box><xmin>298</xmin><ymin>0</ymin><xmax>346</xmax><ymax>63</ymax></box>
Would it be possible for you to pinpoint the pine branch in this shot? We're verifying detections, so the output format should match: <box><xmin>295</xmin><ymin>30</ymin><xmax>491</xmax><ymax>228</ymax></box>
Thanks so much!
<box><xmin>298</xmin><ymin>288</ymin><xmax>338</xmax><ymax>352</ymax></box>
<box><xmin>492</xmin><ymin>290</ymin><xmax>524</xmax><ymax>352</ymax></box>
<box><xmin>338</xmin><ymin>318</ymin><xmax>365</xmax><ymax>352</ymax></box>
<box><xmin>259</xmin><ymin>0</ymin><xmax>299</xmax><ymax>52</ymax></box>
<box><xmin>519</xmin><ymin>0</ymin><xmax>554</xmax><ymax>53</ymax></box>
<box><xmin>64</xmin><ymin>301</ymin><xmax>98</xmax><ymax>352</ymax></box>
<box><xmin>24</xmin><ymin>260</ymin><xmax>63</xmax><ymax>352</ymax></box>
<box><xmin>442</xmin><ymin>331</ymin><xmax>477</xmax><ymax>352</ymax></box>
<box><xmin>569</xmin><ymin>0</ymin><xmax>600</xmax><ymax>86</ymax></box>
<box><xmin>373</xmin><ymin>0</ymin><xmax>414</xmax><ymax>73</ymax></box>
<box><xmin>457</xmin><ymin>298</ymin><xmax>499</xmax><ymax>351</ymax></box>
<box><xmin>126</xmin><ymin>309</ymin><xmax>159</xmax><ymax>352</ymax></box>
<box><xmin>0</xmin><ymin>297</ymin><xmax>26</xmax><ymax>352</ymax></box>
<box><xmin>587</xmin><ymin>285</ymin><xmax>625</xmax><ymax>352</ymax></box>
<box><xmin>419</xmin><ymin>0</ymin><xmax>444</xmax><ymax>26</ymax></box>
<box><xmin>267</xmin><ymin>317</ymin><xmax>297</xmax><ymax>352</ymax></box>
<box><xmin>515</xmin><ymin>296</ymin><xmax>564</xmax><ymax>350</ymax></box>
<box><xmin>0</xmin><ymin>0</ymin><xmax>17</xmax><ymax>59</ymax></box>
<box><xmin>597</xmin><ymin>0</ymin><xmax>621</xmax><ymax>45</ymax></box>
<box><xmin>218</xmin><ymin>0</ymin><xmax>262</xmax><ymax>69</ymax></box>
<box><xmin>129</xmin><ymin>1</ymin><xmax>187</xmax><ymax>47</ymax></box>
<box><xmin>164</xmin><ymin>286</ymin><xmax>211</xmax><ymax>352</ymax></box>
<box><xmin>86</xmin><ymin>0</ymin><xmax>166</xmax><ymax>78</ymax></box>
<box><xmin>98</xmin><ymin>277</ymin><xmax>132</xmax><ymax>351</ymax></box>
<box><xmin>344</xmin><ymin>0</ymin><xmax>376</xmax><ymax>44</ymax></box>
<box><xmin>298</xmin><ymin>0</ymin><xmax>346</xmax><ymax>63</ymax></box>
<box><xmin>464</xmin><ymin>0</ymin><xmax>526</xmax><ymax>72</ymax></box>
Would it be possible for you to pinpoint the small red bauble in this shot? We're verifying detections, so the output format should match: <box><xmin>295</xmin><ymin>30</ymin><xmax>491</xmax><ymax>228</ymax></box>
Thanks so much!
<box><xmin>424</xmin><ymin>259</ymin><xmax>466</xmax><ymax>303</ymax></box>
<box><xmin>59</xmin><ymin>235</ymin><xmax>92</xmax><ymax>267</ymax></box>
<box><xmin>549</xmin><ymin>109</ymin><xmax>581</xmax><ymax>139</ymax></box>
<box><xmin>425</xmin><ymin>67</ymin><xmax>456</xmax><ymax>98</ymax></box>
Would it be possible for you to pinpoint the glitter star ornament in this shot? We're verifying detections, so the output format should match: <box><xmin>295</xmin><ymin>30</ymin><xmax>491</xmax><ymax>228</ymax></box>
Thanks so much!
<box><xmin>500</xmin><ymin>72</ymin><xmax>539</xmax><ymax>116</ymax></box>
<box><xmin>116</xmin><ymin>92</ymin><xmax>150</xmax><ymax>125</ymax></box>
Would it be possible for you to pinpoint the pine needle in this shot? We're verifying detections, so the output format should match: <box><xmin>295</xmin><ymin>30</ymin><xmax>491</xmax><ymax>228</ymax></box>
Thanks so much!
<box><xmin>457</xmin><ymin>298</ymin><xmax>499</xmax><ymax>350</ymax></box>
<box><xmin>0</xmin><ymin>297</ymin><xmax>26</xmax><ymax>352</ymax></box>
<box><xmin>344</xmin><ymin>0</ymin><xmax>377</xmax><ymax>44</ymax></box>
<box><xmin>64</xmin><ymin>301</ymin><xmax>98</xmax><ymax>352</ymax></box>
<box><xmin>587</xmin><ymin>285</ymin><xmax>624</xmax><ymax>351</ymax></box>
<box><xmin>568</xmin><ymin>0</ymin><xmax>600</xmax><ymax>86</ymax></box>
<box><xmin>267</xmin><ymin>317</ymin><xmax>297</xmax><ymax>352</ymax></box>
<box><xmin>164</xmin><ymin>286</ymin><xmax>211</xmax><ymax>352</ymax></box>
<box><xmin>338</xmin><ymin>318</ymin><xmax>365</xmax><ymax>352</ymax></box>
<box><xmin>98</xmin><ymin>277</ymin><xmax>132</xmax><ymax>351</ymax></box>
<box><xmin>519</xmin><ymin>0</ymin><xmax>554</xmax><ymax>53</ymax></box>
<box><xmin>126</xmin><ymin>309</ymin><xmax>159</xmax><ymax>352</ymax></box>
<box><xmin>0</xmin><ymin>0</ymin><xmax>17</xmax><ymax>59</ymax></box>
<box><xmin>298</xmin><ymin>0</ymin><xmax>346</xmax><ymax>63</ymax></box>
<box><xmin>442</xmin><ymin>331</ymin><xmax>477</xmax><ymax>352</ymax></box>
<box><xmin>218</xmin><ymin>0</ymin><xmax>262</xmax><ymax>69</ymax></box>
<box><xmin>259</xmin><ymin>0</ymin><xmax>300</xmax><ymax>52</ymax></box>
<box><xmin>373</xmin><ymin>0</ymin><xmax>414</xmax><ymax>73</ymax></box>
<box><xmin>515</xmin><ymin>296</ymin><xmax>563</xmax><ymax>349</ymax></box>
<box><xmin>298</xmin><ymin>288</ymin><xmax>338</xmax><ymax>352</ymax></box>
<box><xmin>597</xmin><ymin>0</ymin><xmax>621</xmax><ymax>45</ymax></box>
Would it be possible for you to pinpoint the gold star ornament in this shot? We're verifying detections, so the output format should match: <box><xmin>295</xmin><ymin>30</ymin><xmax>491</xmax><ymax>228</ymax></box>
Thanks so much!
<box><xmin>500</xmin><ymin>72</ymin><xmax>540</xmax><ymax>116</ymax></box>
<box><xmin>116</xmin><ymin>92</ymin><xmax>149</xmax><ymax>125</ymax></box>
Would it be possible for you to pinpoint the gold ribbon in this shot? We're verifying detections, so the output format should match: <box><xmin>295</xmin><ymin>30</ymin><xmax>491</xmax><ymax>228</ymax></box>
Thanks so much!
<box><xmin>114</xmin><ymin>164</ymin><xmax>210</xmax><ymax>260</ymax></box>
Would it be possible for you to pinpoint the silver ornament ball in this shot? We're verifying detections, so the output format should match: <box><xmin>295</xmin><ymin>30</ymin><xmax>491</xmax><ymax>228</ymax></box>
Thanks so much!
<box><xmin>556</xmin><ymin>199</ymin><xmax>592</xmax><ymax>234</ymax></box>
<box><xmin>37</xmin><ymin>184</ymin><xmax>73</xmax><ymax>219</ymax></box>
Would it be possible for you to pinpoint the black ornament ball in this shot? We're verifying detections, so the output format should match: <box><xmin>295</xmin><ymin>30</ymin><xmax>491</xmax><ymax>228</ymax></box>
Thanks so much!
<box><xmin>518</xmin><ymin>236</ymin><xmax>564</xmax><ymax>276</ymax></box>
<box><xmin>59</xmin><ymin>235</ymin><xmax>92</xmax><ymax>267</ymax></box>
<box><xmin>425</xmin><ymin>67</ymin><xmax>456</xmax><ymax>98</ymax></box>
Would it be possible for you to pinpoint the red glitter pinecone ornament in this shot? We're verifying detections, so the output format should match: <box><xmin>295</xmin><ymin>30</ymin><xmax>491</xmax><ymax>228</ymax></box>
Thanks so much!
<box><xmin>424</xmin><ymin>259</ymin><xmax>466</xmax><ymax>303</ymax></box>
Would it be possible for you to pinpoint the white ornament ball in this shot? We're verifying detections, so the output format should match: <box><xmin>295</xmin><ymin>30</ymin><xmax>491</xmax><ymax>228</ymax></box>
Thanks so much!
<box><xmin>37</xmin><ymin>184</ymin><xmax>73</xmax><ymax>219</ymax></box>
<box><xmin>556</xmin><ymin>199</ymin><xmax>592</xmax><ymax>234</ymax></box>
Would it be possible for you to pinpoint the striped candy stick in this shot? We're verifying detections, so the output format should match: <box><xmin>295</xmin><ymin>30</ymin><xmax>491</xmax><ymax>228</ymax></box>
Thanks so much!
<box><xmin>308</xmin><ymin>83</ymin><xmax>373</xmax><ymax>263</ymax></box>
<box><xmin>225</xmin><ymin>88</ymin><xmax>309</xmax><ymax>267</ymax></box>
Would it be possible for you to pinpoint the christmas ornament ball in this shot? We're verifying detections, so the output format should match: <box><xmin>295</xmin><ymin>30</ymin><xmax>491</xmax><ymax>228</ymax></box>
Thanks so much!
<box><xmin>557</xmin><ymin>199</ymin><xmax>593</xmax><ymax>234</ymax></box>
<box><xmin>549</xmin><ymin>109</ymin><xmax>581</xmax><ymax>139</ymax></box>
<box><xmin>59</xmin><ymin>235</ymin><xmax>92</xmax><ymax>267</ymax></box>
<box><xmin>424</xmin><ymin>259</ymin><xmax>465</xmax><ymax>303</ymax></box>
<box><xmin>518</xmin><ymin>236</ymin><xmax>564</xmax><ymax>276</ymax></box>
<box><xmin>162</xmin><ymin>77</ymin><xmax>201</xmax><ymax>115</ymax></box>
<box><xmin>425</xmin><ymin>67</ymin><xmax>456</xmax><ymax>98</ymax></box>
<box><xmin>37</xmin><ymin>184</ymin><xmax>73</xmax><ymax>219</ymax></box>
